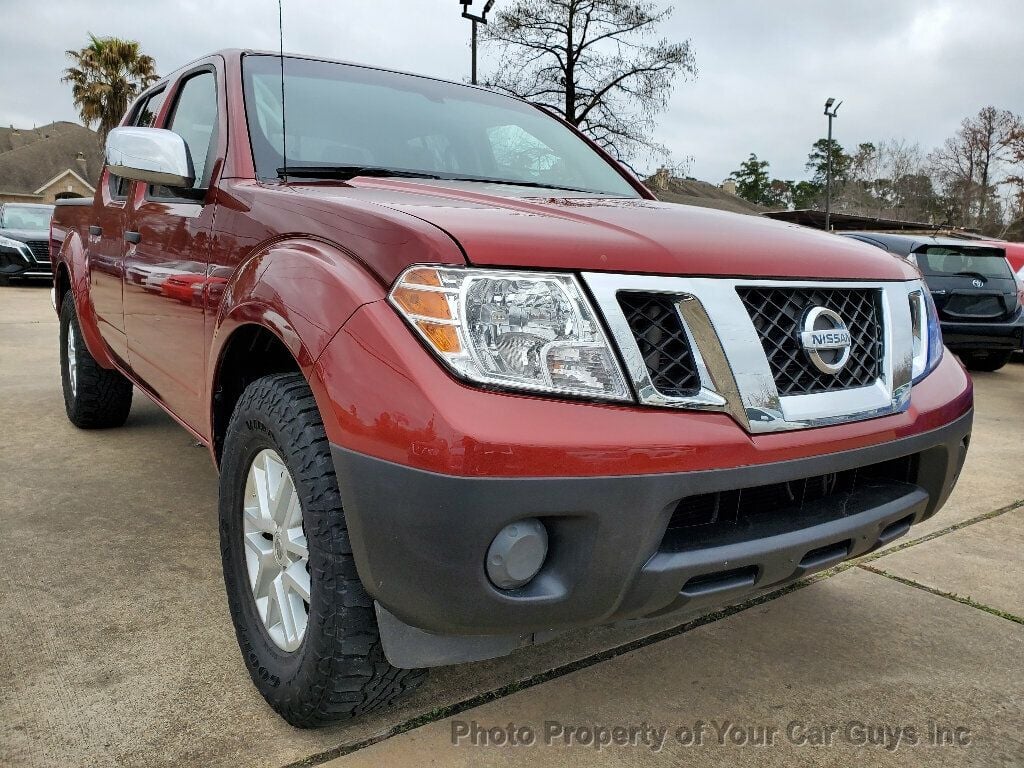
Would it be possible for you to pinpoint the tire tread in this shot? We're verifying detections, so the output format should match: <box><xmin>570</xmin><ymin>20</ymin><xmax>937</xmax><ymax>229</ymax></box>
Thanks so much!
<box><xmin>60</xmin><ymin>292</ymin><xmax>133</xmax><ymax>429</ymax></box>
<box><xmin>219</xmin><ymin>373</ymin><xmax>425</xmax><ymax>727</ymax></box>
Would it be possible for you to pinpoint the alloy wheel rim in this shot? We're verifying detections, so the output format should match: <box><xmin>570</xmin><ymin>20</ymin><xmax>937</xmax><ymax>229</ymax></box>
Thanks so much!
<box><xmin>242</xmin><ymin>448</ymin><xmax>311</xmax><ymax>652</ymax></box>
<box><xmin>67</xmin><ymin>324</ymin><xmax>77</xmax><ymax>397</ymax></box>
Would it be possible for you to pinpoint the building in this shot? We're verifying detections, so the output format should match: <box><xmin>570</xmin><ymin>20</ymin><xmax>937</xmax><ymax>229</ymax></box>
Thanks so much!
<box><xmin>0</xmin><ymin>122</ymin><xmax>103</xmax><ymax>204</ymax></box>
<box><xmin>645</xmin><ymin>169</ymin><xmax>767</xmax><ymax>216</ymax></box>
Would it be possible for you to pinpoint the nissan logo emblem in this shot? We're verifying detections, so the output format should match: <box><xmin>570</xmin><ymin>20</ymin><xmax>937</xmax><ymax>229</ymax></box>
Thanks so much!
<box><xmin>799</xmin><ymin>307</ymin><xmax>853</xmax><ymax>375</ymax></box>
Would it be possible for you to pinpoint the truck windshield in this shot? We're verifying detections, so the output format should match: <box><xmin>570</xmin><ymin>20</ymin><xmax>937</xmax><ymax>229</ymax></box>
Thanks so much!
<box><xmin>916</xmin><ymin>247</ymin><xmax>1012</xmax><ymax>280</ymax></box>
<box><xmin>241</xmin><ymin>55</ymin><xmax>640</xmax><ymax>198</ymax></box>
<box><xmin>2</xmin><ymin>205</ymin><xmax>54</xmax><ymax>230</ymax></box>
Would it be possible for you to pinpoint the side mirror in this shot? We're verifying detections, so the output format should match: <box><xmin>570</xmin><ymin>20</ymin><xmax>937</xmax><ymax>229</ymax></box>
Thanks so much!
<box><xmin>105</xmin><ymin>127</ymin><xmax>195</xmax><ymax>188</ymax></box>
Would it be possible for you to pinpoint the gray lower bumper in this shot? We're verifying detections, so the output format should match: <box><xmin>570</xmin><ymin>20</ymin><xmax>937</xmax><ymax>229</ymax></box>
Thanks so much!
<box><xmin>332</xmin><ymin>409</ymin><xmax>972</xmax><ymax>668</ymax></box>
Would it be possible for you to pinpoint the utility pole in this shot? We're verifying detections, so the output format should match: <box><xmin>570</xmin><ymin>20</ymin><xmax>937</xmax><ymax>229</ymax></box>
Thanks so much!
<box><xmin>823</xmin><ymin>97</ymin><xmax>842</xmax><ymax>231</ymax></box>
<box><xmin>460</xmin><ymin>0</ymin><xmax>496</xmax><ymax>85</ymax></box>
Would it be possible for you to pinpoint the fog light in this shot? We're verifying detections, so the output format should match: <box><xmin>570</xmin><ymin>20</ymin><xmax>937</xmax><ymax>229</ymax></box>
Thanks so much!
<box><xmin>486</xmin><ymin>518</ymin><xmax>548</xmax><ymax>590</ymax></box>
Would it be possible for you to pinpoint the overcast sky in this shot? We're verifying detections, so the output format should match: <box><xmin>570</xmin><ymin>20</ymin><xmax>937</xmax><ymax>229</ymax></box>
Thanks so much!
<box><xmin>2</xmin><ymin>0</ymin><xmax>1022</xmax><ymax>183</ymax></box>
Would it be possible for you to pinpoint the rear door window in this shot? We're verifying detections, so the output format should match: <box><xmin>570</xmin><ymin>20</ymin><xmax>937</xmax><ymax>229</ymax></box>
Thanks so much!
<box><xmin>136</xmin><ymin>89</ymin><xmax>167</xmax><ymax>128</ymax></box>
<box><xmin>111</xmin><ymin>88</ymin><xmax>168</xmax><ymax>199</ymax></box>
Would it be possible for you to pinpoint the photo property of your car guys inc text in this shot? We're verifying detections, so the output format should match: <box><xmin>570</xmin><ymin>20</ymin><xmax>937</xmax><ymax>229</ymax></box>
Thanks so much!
<box><xmin>1</xmin><ymin>1</ymin><xmax>1022</xmax><ymax>766</ymax></box>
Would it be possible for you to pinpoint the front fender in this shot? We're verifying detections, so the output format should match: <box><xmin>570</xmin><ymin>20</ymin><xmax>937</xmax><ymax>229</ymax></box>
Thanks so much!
<box><xmin>207</xmin><ymin>237</ymin><xmax>388</xmax><ymax>432</ymax></box>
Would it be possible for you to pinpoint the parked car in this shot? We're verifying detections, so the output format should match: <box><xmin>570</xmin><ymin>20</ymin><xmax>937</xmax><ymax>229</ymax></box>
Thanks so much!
<box><xmin>994</xmin><ymin>241</ymin><xmax>1024</xmax><ymax>361</ymax></box>
<box><xmin>50</xmin><ymin>50</ymin><xmax>973</xmax><ymax>727</ymax></box>
<box><xmin>842</xmin><ymin>233</ymin><xmax>1024</xmax><ymax>371</ymax></box>
<box><xmin>0</xmin><ymin>202</ymin><xmax>55</xmax><ymax>282</ymax></box>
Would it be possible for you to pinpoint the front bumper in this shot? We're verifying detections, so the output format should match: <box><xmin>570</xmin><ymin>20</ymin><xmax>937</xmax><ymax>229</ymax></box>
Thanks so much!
<box><xmin>0</xmin><ymin>245</ymin><xmax>52</xmax><ymax>279</ymax></box>
<box><xmin>332</xmin><ymin>408</ymin><xmax>972</xmax><ymax>668</ymax></box>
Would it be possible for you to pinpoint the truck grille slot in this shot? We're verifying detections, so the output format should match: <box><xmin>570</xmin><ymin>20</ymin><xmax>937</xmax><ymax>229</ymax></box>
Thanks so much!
<box><xmin>737</xmin><ymin>287</ymin><xmax>883</xmax><ymax>396</ymax></box>
<box><xmin>26</xmin><ymin>240</ymin><xmax>50</xmax><ymax>263</ymax></box>
<box><xmin>661</xmin><ymin>454</ymin><xmax>916</xmax><ymax>552</ymax></box>
<box><xmin>799</xmin><ymin>540</ymin><xmax>851</xmax><ymax>570</ymax></box>
<box><xmin>617</xmin><ymin>292</ymin><xmax>700</xmax><ymax>397</ymax></box>
<box><xmin>681</xmin><ymin>566</ymin><xmax>758</xmax><ymax>597</ymax></box>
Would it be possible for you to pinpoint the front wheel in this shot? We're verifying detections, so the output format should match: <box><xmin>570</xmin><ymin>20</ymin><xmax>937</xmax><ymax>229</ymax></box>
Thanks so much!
<box><xmin>219</xmin><ymin>373</ymin><xmax>425</xmax><ymax>727</ymax></box>
<box><xmin>59</xmin><ymin>292</ymin><xmax>133</xmax><ymax>428</ymax></box>
<box><xmin>961</xmin><ymin>350</ymin><xmax>1013</xmax><ymax>372</ymax></box>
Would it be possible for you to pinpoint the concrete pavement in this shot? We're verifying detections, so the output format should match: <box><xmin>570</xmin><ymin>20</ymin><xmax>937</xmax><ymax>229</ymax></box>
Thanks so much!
<box><xmin>1</xmin><ymin>283</ymin><xmax>1021</xmax><ymax>767</ymax></box>
<box><xmin>333</xmin><ymin>566</ymin><xmax>1023</xmax><ymax>768</ymax></box>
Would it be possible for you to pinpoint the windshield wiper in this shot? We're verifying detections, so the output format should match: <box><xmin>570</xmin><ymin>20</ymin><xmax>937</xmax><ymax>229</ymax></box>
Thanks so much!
<box><xmin>277</xmin><ymin>166</ymin><xmax>608</xmax><ymax>195</ymax></box>
<box><xmin>277</xmin><ymin>165</ymin><xmax>442</xmax><ymax>181</ymax></box>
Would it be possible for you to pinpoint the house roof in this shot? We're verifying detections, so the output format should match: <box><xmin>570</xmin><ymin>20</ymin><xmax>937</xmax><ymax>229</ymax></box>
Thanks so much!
<box><xmin>0</xmin><ymin>121</ymin><xmax>102</xmax><ymax>196</ymax></box>
<box><xmin>646</xmin><ymin>176</ymin><xmax>767</xmax><ymax>215</ymax></box>
<box><xmin>0</xmin><ymin>121</ymin><xmax>82</xmax><ymax>153</ymax></box>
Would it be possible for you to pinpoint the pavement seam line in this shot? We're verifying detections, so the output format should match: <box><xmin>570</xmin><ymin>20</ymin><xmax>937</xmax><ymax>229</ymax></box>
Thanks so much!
<box><xmin>857</xmin><ymin>563</ymin><xmax>1024</xmax><ymax>625</ymax></box>
<box><xmin>852</xmin><ymin>496</ymin><xmax>1024</xmax><ymax>566</ymax></box>
<box><xmin>279</xmin><ymin>576</ymin><xmax>825</xmax><ymax>767</ymax></box>
<box><xmin>280</xmin><ymin>496</ymin><xmax>1024</xmax><ymax>767</ymax></box>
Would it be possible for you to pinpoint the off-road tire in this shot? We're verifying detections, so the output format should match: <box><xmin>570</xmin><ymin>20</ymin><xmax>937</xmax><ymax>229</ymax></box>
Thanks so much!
<box><xmin>961</xmin><ymin>350</ymin><xmax>1012</xmax><ymax>372</ymax></box>
<box><xmin>219</xmin><ymin>373</ymin><xmax>426</xmax><ymax>727</ymax></box>
<box><xmin>59</xmin><ymin>292</ymin><xmax>133</xmax><ymax>428</ymax></box>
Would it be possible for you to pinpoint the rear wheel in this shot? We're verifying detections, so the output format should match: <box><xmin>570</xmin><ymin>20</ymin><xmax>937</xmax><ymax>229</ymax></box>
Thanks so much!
<box><xmin>961</xmin><ymin>350</ymin><xmax>1013</xmax><ymax>372</ymax></box>
<box><xmin>59</xmin><ymin>292</ymin><xmax>133</xmax><ymax>428</ymax></box>
<box><xmin>219</xmin><ymin>373</ymin><xmax>425</xmax><ymax>727</ymax></box>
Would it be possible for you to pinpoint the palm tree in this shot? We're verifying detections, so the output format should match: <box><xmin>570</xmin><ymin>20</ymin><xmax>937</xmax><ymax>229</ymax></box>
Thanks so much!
<box><xmin>62</xmin><ymin>34</ymin><xmax>159</xmax><ymax>143</ymax></box>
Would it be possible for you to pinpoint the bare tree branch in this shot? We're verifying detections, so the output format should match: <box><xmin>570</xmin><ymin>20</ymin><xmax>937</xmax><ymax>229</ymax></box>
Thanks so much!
<box><xmin>480</xmin><ymin>0</ymin><xmax>696</xmax><ymax>168</ymax></box>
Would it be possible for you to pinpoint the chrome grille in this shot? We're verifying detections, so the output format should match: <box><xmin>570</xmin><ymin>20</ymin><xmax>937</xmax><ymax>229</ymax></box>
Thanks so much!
<box><xmin>617</xmin><ymin>292</ymin><xmax>700</xmax><ymax>397</ymax></box>
<box><xmin>583</xmin><ymin>273</ymin><xmax>911</xmax><ymax>434</ymax></box>
<box><xmin>26</xmin><ymin>240</ymin><xmax>50</xmax><ymax>263</ymax></box>
<box><xmin>737</xmin><ymin>287</ymin><xmax>883</xmax><ymax>396</ymax></box>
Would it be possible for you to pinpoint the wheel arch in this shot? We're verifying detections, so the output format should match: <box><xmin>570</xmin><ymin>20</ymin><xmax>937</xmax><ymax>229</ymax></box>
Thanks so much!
<box><xmin>54</xmin><ymin>261</ymin><xmax>72</xmax><ymax>308</ymax></box>
<box><xmin>57</xmin><ymin>229</ymin><xmax>117</xmax><ymax>369</ymax></box>
<box><xmin>206</xmin><ymin>236</ymin><xmax>388</xmax><ymax>463</ymax></box>
<box><xmin>209</xmin><ymin>322</ymin><xmax>306</xmax><ymax>463</ymax></box>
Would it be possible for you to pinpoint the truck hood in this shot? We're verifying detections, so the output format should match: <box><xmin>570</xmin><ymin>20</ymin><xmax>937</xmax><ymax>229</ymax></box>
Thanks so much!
<box><xmin>293</xmin><ymin>179</ymin><xmax>919</xmax><ymax>281</ymax></box>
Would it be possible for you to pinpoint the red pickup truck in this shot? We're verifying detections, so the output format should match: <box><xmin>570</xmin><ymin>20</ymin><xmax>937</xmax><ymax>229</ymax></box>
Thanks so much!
<box><xmin>51</xmin><ymin>50</ymin><xmax>973</xmax><ymax>727</ymax></box>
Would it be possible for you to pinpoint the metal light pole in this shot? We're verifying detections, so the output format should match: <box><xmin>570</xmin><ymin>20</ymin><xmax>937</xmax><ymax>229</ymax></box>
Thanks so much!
<box><xmin>823</xmin><ymin>97</ymin><xmax>842</xmax><ymax>231</ymax></box>
<box><xmin>460</xmin><ymin>0</ymin><xmax>495</xmax><ymax>85</ymax></box>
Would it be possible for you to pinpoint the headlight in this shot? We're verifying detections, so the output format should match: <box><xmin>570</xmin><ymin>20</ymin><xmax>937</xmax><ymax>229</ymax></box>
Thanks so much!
<box><xmin>0</xmin><ymin>235</ymin><xmax>29</xmax><ymax>254</ymax></box>
<box><xmin>909</xmin><ymin>283</ymin><xmax>943</xmax><ymax>383</ymax></box>
<box><xmin>389</xmin><ymin>266</ymin><xmax>632</xmax><ymax>402</ymax></box>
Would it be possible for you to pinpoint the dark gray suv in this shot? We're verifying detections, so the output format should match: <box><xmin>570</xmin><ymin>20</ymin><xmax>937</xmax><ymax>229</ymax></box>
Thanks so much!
<box><xmin>843</xmin><ymin>233</ymin><xmax>1023</xmax><ymax>371</ymax></box>
<box><xmin>0</xmin><ymin>202</ymin><xmax>55</xmax><ymax>282</ymax></box>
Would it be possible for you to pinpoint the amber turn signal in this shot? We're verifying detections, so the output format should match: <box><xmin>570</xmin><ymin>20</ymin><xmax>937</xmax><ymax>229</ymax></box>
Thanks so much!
<box><xmin>391</xmin><ymin>285</ymin><xmax>452</xmax><ymax>320</ymax></box>
<box><xmin>416</xmin><ymin>320</ymin><xmax>462</xmax><ymax>353</ymax></box>
<box><xmin>402</xmin><ymin>267</ymin><xmax>443</xmax><ymax>287</ymax></box>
